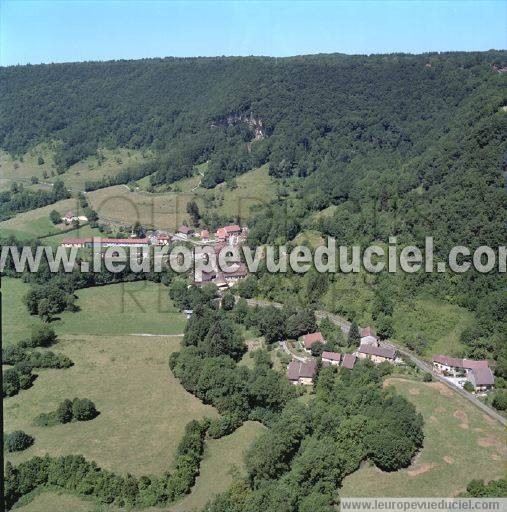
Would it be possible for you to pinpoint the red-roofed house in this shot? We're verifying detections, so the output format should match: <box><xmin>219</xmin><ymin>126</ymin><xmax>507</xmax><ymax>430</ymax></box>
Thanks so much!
<box><xmin>200</xmin><ymin>230</ymin><xmax>210</xmax><ymax>242</ymax></box>
<box><xmin>322</xmin><ymin>351</ymin><xmax>341</xmax><ymax>366</ymax></box>
<box><xmin>302</xmin><ymin>332</ymin><xmax>324</xmax><ymax>352</ymax></box>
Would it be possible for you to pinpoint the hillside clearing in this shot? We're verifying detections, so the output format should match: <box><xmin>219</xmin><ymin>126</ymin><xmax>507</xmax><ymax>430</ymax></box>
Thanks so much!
<box><xmin>87</xmin><ymin>165</ymin><xmax>275</xmax><ymax>230</ymax></box>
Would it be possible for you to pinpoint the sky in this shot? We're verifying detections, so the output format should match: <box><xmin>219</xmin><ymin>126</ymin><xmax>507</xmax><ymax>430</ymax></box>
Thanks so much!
<box><xmin>1</xmin><ymin>0</ymin><xmax>506</xmax><ymax>66</ymax></box>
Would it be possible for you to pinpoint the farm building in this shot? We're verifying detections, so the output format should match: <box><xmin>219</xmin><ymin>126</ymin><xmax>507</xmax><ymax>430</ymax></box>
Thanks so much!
<box><xmin>287</xmin><ymin>360</ymin><xmax>317</xmax><ymax>385</ymax></box>
<box><xmin>342</xmin><ymin>353</ymin><xmax>357</xmax><ymax>370</ymax></box>
<box><xmin>322</xmin><ymin>351</ymin><xmax>341</xmax><ymax>366</ymax></box>
<box><xmin>302</xmin><ymin>331</ymin><xmax>324</xmax><ymax>352</ymax></box>
<box><xmin>357</xmin><ymin>344</ymin><xmax>397</xmax><ymax>364</ymax></box>
<box><xmin>432</xmin><ymin>355</ymin><xmax>489</xmax><ymax>376</ymax></box>
<box><xmin>467</xmin><ymin>367</ymin><xmax>495</xmax><ymax>392</ymax></box>
<box><xmin>360</xmin><ymin>325</ymin><xmax>379</xmax><ymax>347</ymax></box>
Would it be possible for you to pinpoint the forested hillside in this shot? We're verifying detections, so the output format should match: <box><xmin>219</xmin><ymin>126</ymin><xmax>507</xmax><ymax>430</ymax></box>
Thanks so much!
<box><xmin>1</xmin><ymin>51</ymin><xmax>506</xmax><ymax>370</ymax></box>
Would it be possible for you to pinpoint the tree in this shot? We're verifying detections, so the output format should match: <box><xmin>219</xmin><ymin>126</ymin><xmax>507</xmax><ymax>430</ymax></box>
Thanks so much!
<box><xmin>422</xmin><ymin>372</ymin><xmax>433</xmax><ymax>382</ymax></box>
<box><xmin>37</xmin><ymin>156</ymin><xmax>44</xmax><ymax>165</ymax></box>
<box><xmin>49</xmin><ymin>209</ymin><xmax>61</xmax><ymax>224</ymax></box>
<box><xmin>234</xmin><ymin>298</ymin><xmax>249</xmax><ymax>324</ymax></box>
<box><xmin>56</xmin><ymin>399</ymin><xmax>74</xmax><ymax>423</ymax></box>
<box><xmin>310</xmin><ymin>341</ymin><xmax>324</xmax><ymax>357</ymax></box>
<box><xmin>347</xmin><ymin>320</ymin><xmax>360</xmax><ymax>347</ymax></box>
<box><xmin>5</xmin><ymin>431</ymin><xmax>34</xmax><ymax>452</ymax></box>
<box><xmin>376</xmin><ymin>314</ymin><xmax>394</xmax><ymax>339</ymax></box>
<box><xmin>29</xmin><ymin>324</ymin><xmax>57</xmax><ymax>347</ymax></box>
<box><xmin>492</xmin><ymin>391</ymin><xmax>507</xmax><ymax>411</ymax></box>
<box><xmin>72</xmin><ymin>398</ymin><xmax>98</xmax><ymax>421</ymax></box>
<box><xmin>222</xmin><ymin>292</ymin><xmax>235</xmax><ymax>311</ymax></box>
<box><xmin>37</xmin><ymin>298</ymin><xmax>53</xmax><ymax>322</ymax></box>
<box><xmin>186</xmin><ymin>201</ymin><xmax>201</xmax><ymax>226</ymax></box>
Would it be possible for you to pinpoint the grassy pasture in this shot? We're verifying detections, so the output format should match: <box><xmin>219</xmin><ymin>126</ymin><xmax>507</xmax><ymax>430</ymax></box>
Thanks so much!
<box><xmin>87</xmin><ymin>165</ymin><xmax>276</xmax><ymax>230</ymax></box>
<box><xmin>14</xmin><ymin>491</ymin><xmax>98</xmax><ymax>512</ymax></box>
<box><xmin>175</xmin><ymin>421</ymin><xmax>266</xmax><ymax>511</ymax></box>
<box><xmin>4</xmin><ymin>334</ymin><xmax>218</xmax><ymax>475</ymax></box>
<box><xmin>1</xmin><ymin>278</ymin><xmax>39</xmax><ymax>347</ymax></box>
<box><xmin>341</xmin><ymin>378</ymin><xmax>505</xmax><ymax>497</ymax></box>
<box><xmin>54</xmin><ymin>281</ymin><xmax>187</xmax><ymax>336</ymax></box>
<box><xmin>0</xmin><ymin>197</ymin><xmax>80</xmax><ymax>240</ymax></box>
<box><xmin>0</xmin><ymin>148</ymin><xmax>149</xmax><ymax>193</ymax></box>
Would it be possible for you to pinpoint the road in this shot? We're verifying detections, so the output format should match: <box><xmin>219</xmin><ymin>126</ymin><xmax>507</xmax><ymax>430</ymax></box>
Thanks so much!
<box><xmin>244</xmin><ymin>297</ymin><xmax>506</xmax><ymax>427</ymax></box>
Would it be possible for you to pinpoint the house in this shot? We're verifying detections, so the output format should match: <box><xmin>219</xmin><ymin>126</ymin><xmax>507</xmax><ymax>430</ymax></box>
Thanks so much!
<box><xmin>357</xmin><ymin>344</ymin><xmax>397</xmax><ymax>364</ymax></box>
<box><xmin>200</xmin><ymin>230</ymin><xmax>210</xmax><ymax>242</ymax></box>
<box><xmin>287</xmin><ymin>360</ymin><xmax>317</xmax><ymax>385</ymax></box>
<box><xmin>322</xmin><ymin>351</ymin><xmax>341</xmax><ymax>366</ymax></box>
<box><xmin>432</xmin><ymin>355</ymin><xmax>489</xmax><ymax>377</ymax></box>
<box><xmin>100</xmin><ymin>238</ymin><xmax>149</xmax><ymax>248</ymax></box>
<box><xmin>467</xmin><ymin>367</ymin><xmax>495</xmax><ymax>393</ymax></box>
<box><xmin>62</xmin><ymin>210</ymin><xmax>88</xmax><ymax>224</ymax></box>
<box><xmin>177</xmin><ymin>226</ymin><xmax>194</xmax><ymax>239</ymax></box>
<box><xmin>360</xmin><ymin>326</ymin><xmax>379</xmax><ymax>346</ymax></box>
<box><xmin>154</xmin><ymin>233</ymin><xmax>170</xmax><ymax>246</ymax></box>
<box><xmin>223</xmin><ymin>263</ymin><xmax>248</xmax><ymax>284</ymax></box>
<box><xmin>342</xmin><ymin>354</ymin><xmax>357</xmax><ymax>370</ymax></box>
<box><xmin>216</xmin><ymin>224</ymin><xmax>243</xmax><ymax>244</ymax></box>
<box><xmin>302</xmin><ymin>332</ymin><xmax>324</xmax><ymax>352</ymax></box>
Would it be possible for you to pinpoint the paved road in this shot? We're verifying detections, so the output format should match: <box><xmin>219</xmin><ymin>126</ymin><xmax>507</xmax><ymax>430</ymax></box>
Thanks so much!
<box><xmin>245</xmin><ymin>297</ymin><xmax>506</xmax><ymax>427</ymax></box>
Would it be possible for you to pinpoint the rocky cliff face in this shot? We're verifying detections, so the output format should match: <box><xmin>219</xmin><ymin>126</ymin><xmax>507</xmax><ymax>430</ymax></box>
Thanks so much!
<box><xmin>211</xmin><ymin>112</ymin><xmax>266</xmax><ymax>141</ymax></box>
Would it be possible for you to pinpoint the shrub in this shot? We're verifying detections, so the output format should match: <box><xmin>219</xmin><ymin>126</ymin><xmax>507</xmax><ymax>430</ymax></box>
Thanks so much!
<box><xmin>56</xmin><ymin>399</ymin><xmax>74</xmax><ymax>423</ymax></box>
<box><xmin>492</xmin><ymin>391</ymin><xmax>507</xmax><ymax>411</ymax></box>
<box><xmin>423</xmin><ymin>372</ymin><xmax>433</xmax><ymax>382</ymax></box>
<box><xmin>72</xmin><ymin>398</ymin><xmax>98</xmax><ymax>421</ymax></box>
<box><xmin>5</xmin><ymin>431</ymin><xmax>34</xmax><ymax>452</ymax></box>
<box><xmin>463</xmin><ymin>381</ymin><xmax>475</xmax><ymax>392</ymax></box>
<box><xmin>208</xmin><ymin>415</ymin><xmax>242</xmax><ymax>439</ymax></box>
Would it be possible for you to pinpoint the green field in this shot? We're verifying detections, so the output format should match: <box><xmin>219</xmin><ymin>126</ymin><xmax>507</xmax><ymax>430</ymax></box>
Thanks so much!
<box><xmin>175</xmin><ymin>421</ymin><xmax>266</xmax><ymax>511</ymax></box>
<box><xmin>4</xmin><ymin>334</ymin><xmax>218</xmax><ymax>475</ymax></box>
<box><xmin>341</xmin><ymin>378</ymin><xmax>505</xmax><ymax>497</ymax></box>
<box><xmin>0</xmin><ymin>147</ymin><xmax>149</xmax><ymax>193</ymax></box>
<box><xmin>15</xmin><ymin>491</ymin><xmax>99</xmax><ymax>512</ymax></box>
<box><xmin>53</xmin><ymin>281</ymin><xmax>187</xmax><ymax>336</ymax></box>
<box><xmin>0</xmin><ymin>197</ymin><xmax>80</xmax><ymax>240</ymax></box>
<box><xmin>1</xmin><ymin>278</ymin><xmax>39</xmax><ymax>347</ymax></box>
<box><xmin>40</xmin><ymin>224</ymin><xmax>103</xmax><ymax>247</ymax></box>
<box><xmin>87</xmin><ymin>165</ymin><xmax>276</xmax><ymax>230</ymax></box>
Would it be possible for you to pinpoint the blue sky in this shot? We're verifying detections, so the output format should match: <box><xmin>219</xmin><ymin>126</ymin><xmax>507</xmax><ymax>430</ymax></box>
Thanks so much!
<box><xmin>1</xmin><ymin>1</ymin><xmax>505</xmax><ymax>66</ymax></box>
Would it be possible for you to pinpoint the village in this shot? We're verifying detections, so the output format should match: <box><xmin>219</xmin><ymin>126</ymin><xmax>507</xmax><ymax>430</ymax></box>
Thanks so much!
<box><xmin>285</xmin><ymin>324</ymin><xmax>496</xmax><ymax>399</ymax></box>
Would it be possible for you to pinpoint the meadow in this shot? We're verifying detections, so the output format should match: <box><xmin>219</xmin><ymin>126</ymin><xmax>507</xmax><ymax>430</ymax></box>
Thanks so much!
<box><xmin>54</xmin><ymin>281</ymin><xmax>187</xmax><ymax>336</ymax></box>
<box><xmin>0</xmin><ymin>147</ymin><xmax>149</xmax><ymax>193</ymax></box>
<box><xmin>2</xmin><ymin>278</ymin><xmax>39</xmax><ymax>347</ymax></box>
<box><xmin>87</xmin><ymin>164</ymin><xmax>276</xmax><ymax>230</ymax></box>
<box><xmin>0</xmin><ymin>197</ymin><xmax>80</xmax><ymax>240</ymax></box>
<box><xmin>4</xmin><ymin>334</ymin><xmax>219</xmax><ymax>475</ymax></box>
<box><xmin>340</xmin><ymin>378</ymin><xmax>505</xmax><ymax>497</ymax></box>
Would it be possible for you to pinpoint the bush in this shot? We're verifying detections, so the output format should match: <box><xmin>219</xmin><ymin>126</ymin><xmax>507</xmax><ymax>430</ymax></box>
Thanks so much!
<box><xmin>492</xmin><ymin>391</ymin><xmax>507</xmax><ymax>411</ymax></box>
<box><xmin>208</xmin><ymin>415</ymin><xmax>242</xmax><ymax>439</ymax></box>
<box><xmin>72</xmin><ymin>398</ymin><xmax>98</xmax><ymax>421</ymax></box>
<box><xmin>463</xmin><ymin>381</ymin><xmax>475</xmax><ymax>392</ymax></box>
<box><xmin>423</xmin><ymin>372</ymin><xmax>433</xmax><ymax>382</ymax></box>
<box><xmin>5</xmin><ymin>431</ymin><xmax>34</xmax><ymax>452</ymax></box>
<box><xmin>57</xmin><ymin>399</ymin><xmax>74</xmax><ymax>423</ymax></box>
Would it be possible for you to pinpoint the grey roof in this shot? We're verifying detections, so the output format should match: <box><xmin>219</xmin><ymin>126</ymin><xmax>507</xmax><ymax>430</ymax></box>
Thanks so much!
<box><xmin>469</xmin><ymin>367</ymin><xmax>495</xmax><ymax>386</ymax></box>
<box><xmin>342</xmin><ymin>354</ymin><xmax>357</xmax><ymax>369</ymax></box>
<box><xmin>287</xmin><ymin>360</ymin><xmax>317</xmax><ymax>380</ymax></box>
<box><xmin>358</xmin><ymin>344</ymin><xmax>396</xmax><ymax>359</ymax></box>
